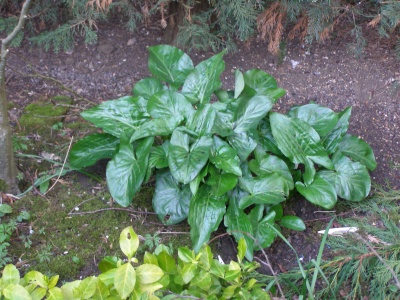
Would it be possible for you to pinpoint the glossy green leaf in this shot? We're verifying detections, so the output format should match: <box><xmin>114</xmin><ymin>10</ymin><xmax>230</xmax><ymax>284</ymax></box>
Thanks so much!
<box><xmin>227</xmin><ymin>130</ymin><xmax>257</xmax><ymax>162</ymax></box>
<box><xmin>249</xmin><ymin>153</ymin><xmax>294</xmax><ymax>190</ymax></box>
<box><xmin>152</xmin><ymin>170</ymin><xmax>191</xmax><ymax>225</ymax></box>
<box><xmin>270</xmin><ymin>204</ymin><xmax>283</xmax><ymax>221</ymax></box>
<box><xmin>288</xmin><ymin>103</ymin><xmax>338</xmax><ymax>137</ymax></box>
<box><xmin>322</xmin><ymin>106</ymin><xmax>352</xmax><ymax>154</ymax></box>
<box><xmin>206</xmin><ymin>167</ymin><xmax>238</xmax><ymax>197</ymax></box>
<box><xmin>186</xmin><ymin>104</ymin><xmax>216</xmax><ymax>136</ymax></box>
<box><xmin>257</xmin><ymin>118</ymin><xmax>283</xmax><ymax>156</ymax></box>
<box><xmin>114</xmin><ymin>263</ymin><xmax>136</xmax><ymax>299</ymax></box>
<box><xmin>69</xmin><ymin>133</ymin><xmax>119</xmax><ymax>168</ymax></box>
<box><xmin>238</xmin><ymin>174</ymin><xmax>290</xmax><ymax>208</ymax></box>
<box><xmin>149</xmin><ymin>141</ymin><xmax>170</xmax><ymax>170</ymax></box>
<box><xmin>209</xmin><ymin>136</ymin><xmax>242</xmax><ymax>176</ymax></box>
<box><xmin>319</xmin><ymin>152</ymin><xmax>371</xmax><ymax>201</ymax></box>
<box><xmin>81</xmin><ymin>96</ymin><xmax>148</xmax><ymax>138</ymax></box>
<box><xmin>181</xmin><ymin>263</ymin><xmax>197</xmax><ymax>284</ymax></box>
<box><xmin>156</xmin><ymin>251</ymin><xmax>176</xmax><ymax>273</ymax></box>
<box><xmin>280</xmin><ymin>216</ymin><xmax>306</xmax><ymax>231</ymax></box>
<box><xmin>199</xmin><ymin>245</ymin><xmax>213</xmax><ymax>269</ymax></box>
<box><xmin>168</xmin><ymin>129</ymin><xmax>212</xmax><ymax>184</ymax></box>
<box><xmin>119</xmin><ymin>226</ymin><xmax>139</xmax><ymax>260</ymax></box>
<box><xmin>188</xmin><ymin>186</ymin><xmax>227</xmax><ymax>253</ymax></box>
<box><xmin>31</xmin><ymin>287</ymin><xmax>48</xmax><ymax>299</ymax></box>
<box><xmin>233</xmin><ymin>87</ymin><xmax>274</xmax><ymax>132</ymax></box>
<box><xmin>189</xmin><ymin>164</ymin><xmax>208</xmax><ymax>195</ymax></box>
<box><xmin>244</xmin><ymin>69</ymin><xmax>280</xmax><ymax>96</ymax></box>
<box><xmin>148</xmin><ymin>45</ymin><xmax>194</xmax><ymax>89</ymax></box>
<box><xmin>224</xmin><ymin>190</ymin><xmax>254</xmax><ymax>260</ymax></box>
<box><xmin>132</xmin><ymin>77</ymin><xmax>164</xmax><ymax>100</ymax></box>
<box><xmin>178</xmin><ymin>247</ymin><xmax>196</xmax><ymax>263</ymax></box>
<box><xmin>212</xmin><ymin>102</ymin><xmax>235</xmax><ymax>137</ymax></box>
<box><xmin>106</xmin><ymin>136</ymin><xmax>153</xmax><ymax>207</ymax></box>
<box><xmin>234</xmin><ymin>69</ymin><xmax>245</xmax><ymax>98</ymax></box>
<box><xmin>148</xmin><ymin>90</ymin><xmax>194</xmax><ymax>121</ymax></box>
<box><xmin>182</xmin><ymin>50</ymin><xmax>226</xmax><ymax>104</ymax></box>
<box><xmin>295</xmin><ymin>173</ymin><xmax>337</xmax><ymax>209</ymax></box>
<box><xmin>2</xmin><ymin>264</ymin><xmax>19</xmax><ymax>284</ymax></box>
<box><xmin>130</xmin><ymin>116</ymin><xmax>183</xmax><ymax>141</ymax></box>
<box><xmin>136</xmin><ymin>264</ymin><xmax>164</xmax><ymax>284</ymax></box>
<box><xmin>98</xmin><ymin>268</ymin><xmax>116</xmax><ymax>287</ymax></box>
<box><xmin>98</xmin><ymin>256</ymin><xmax>119</xmax><ymax>273</ymax></box>
<box><xmin>3</xmin><ymin>284</ymin><xmax>31</xmax><ymax>300</ymax></box>
<box><xmin>270</xmin><ymin>112</ymin><xmax>333</xmax><ymax>185</ymax></box>
<box><xmin>338</xmin><ymin>134</ymin><xmax>377</xmax><ymax>171</ymax></box>
<box><xmin>254</xmin><ymin>211</ymin><xmax>276</xmax><ymax>250</ymax></box>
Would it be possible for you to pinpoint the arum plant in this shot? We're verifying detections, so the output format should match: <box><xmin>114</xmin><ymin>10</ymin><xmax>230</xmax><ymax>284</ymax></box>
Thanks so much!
<box><xmin>69</xmin><ymin>45</ymin><xmax>376</xmax><ymax>260</ymax></box>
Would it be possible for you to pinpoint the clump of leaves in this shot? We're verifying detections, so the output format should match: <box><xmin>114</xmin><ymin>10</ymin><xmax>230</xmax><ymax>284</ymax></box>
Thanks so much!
<box><xmin>69</xmin><ymin>45</ymin><xmax>376</xmax><ymax>260</ymax></box>
<box><xmin>0</xmin><ymin>226</ymin><xmax>270</xmax><ymax>299</ymax></box>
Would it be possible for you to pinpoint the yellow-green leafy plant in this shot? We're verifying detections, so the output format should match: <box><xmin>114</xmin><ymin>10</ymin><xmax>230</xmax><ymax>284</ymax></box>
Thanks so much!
<box><xmin>0</xmin><ymin>226</ymin><xmax>271</xmax><ymax>299</ymax></box>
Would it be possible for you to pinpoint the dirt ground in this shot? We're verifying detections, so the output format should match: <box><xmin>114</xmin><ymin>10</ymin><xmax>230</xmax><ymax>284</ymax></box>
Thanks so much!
<box><xmin>5</xmin><ymin>24</ymin><xmax>400</xmax><ymax>275</ymax></box>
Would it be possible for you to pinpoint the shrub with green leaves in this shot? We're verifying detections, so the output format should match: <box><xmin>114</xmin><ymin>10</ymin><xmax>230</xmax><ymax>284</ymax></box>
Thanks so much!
<box><xmin>0</xmin><ymin>226</ymin><xmax>271</xmax><ymax>299</ymax></box>
<box><xmin>69</xmin><ymin>45</ymin><xmax>376</xmax><ymax>260</ymax></box>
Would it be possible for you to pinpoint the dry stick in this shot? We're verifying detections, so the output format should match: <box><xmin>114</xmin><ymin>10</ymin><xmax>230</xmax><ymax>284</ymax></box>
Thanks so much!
<box><xmin>45</xmin><ymin>136</ymin><xmax>73</xmax><ymax>195</ymax></box>
<box><xmin>8</xmin><ymin>54</ymin><xmax>96</xmax><ymax>105</ymax></box>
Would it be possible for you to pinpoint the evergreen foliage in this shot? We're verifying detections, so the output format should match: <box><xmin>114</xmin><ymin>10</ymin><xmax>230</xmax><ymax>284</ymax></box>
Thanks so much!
<box><xmin>0</xmin><ymin>0</ymin><xmax>398</xmax><ymax>55</ymax></box>
<box><xmin>275</xmin><ymin>189</ymin><xmax>400</xmax><ymax>299</ymax></box>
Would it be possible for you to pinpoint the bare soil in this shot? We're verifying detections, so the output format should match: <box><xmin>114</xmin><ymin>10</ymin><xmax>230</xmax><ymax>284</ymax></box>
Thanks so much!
<box><xmin>5</xmin><ymin>23</ymin><xmax>400</xmax><ymax>276</ymax></box>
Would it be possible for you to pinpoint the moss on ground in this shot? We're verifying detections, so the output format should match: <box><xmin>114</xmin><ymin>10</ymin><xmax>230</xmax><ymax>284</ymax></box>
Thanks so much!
<box><xmin>19</xmin><ymin>95</ymin><xmax>72</xmax><ymax>131</ymax></box>
<box><xmin>8</xmin><ymin>181</ymin><xmax>191</xmax><ymax>280</ymax></box>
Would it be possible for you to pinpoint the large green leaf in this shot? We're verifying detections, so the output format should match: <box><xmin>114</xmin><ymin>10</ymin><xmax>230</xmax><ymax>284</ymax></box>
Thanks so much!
<box><xmin>211</xmin><ymin>102</ymin><xmax>234</xmax><ymax>137</ymax></box>
<box><xmin>254</xmin><ymin>211</ymin><xmax>276</xmax><ymax>250</ymax></box>
<box><xmin>147</xmin><ymin>90</ymin><xmax>194</xmax><ymax>120</ymax></box>
<box><xmin>321</xmin><ymin>107</ymin><xmax>352</xmax><ymax>154</ymax></box>
<box><xmin>114</xmin><ymin>263</ymin><xmax>136</xmax><ymax>299</ymax></box>
<box><xmin>81</xmin><ymin>96</ymin><xmax>148</xmax><ymax>138</ymax></box>
<box><xmin>257</xmin><ymin>118</ymin><xmax>283</xmax><ymax>156</ymax></box>
<box><xmin>182</xmin><ymin>50</ymin><xmax>226</xmax><ymax>104</ymax></box>
<box><xmin>153</xmin><ymin>170</ymin><xmax>192</xmax><ymax>225</ymax></box>
<box><xmin>224</xmin><ymin>190</ymin><xmax>254</xmax><ymax>261</ymax></box>
<box><xmin>243</xmin><ymin>69</ymin><xmax>285</xmax><ymax>101</ymax></box>
<box><xmin>295</xmin><ymin>174</ymin><xmax>337</xmax><ymax>209</ymax></box>
<box><xmin>69</xmin><ymin>133</ymin><xmax>119</xmax><ymax>168</ymax></box>
<box><xmin>2</xmin><ymin>264</ymin><xmax>19</xmax><ymax>284</ymax></box>
<box><xmin>248</xmin><ymin>153</ymin><xmax>294</xmax><ymax>190</ymax></box>
<box><xmin>168</xmin><ymin>129</ymin><xmax>212</xmax><ymax>184</ymax></box>
<box><xmin>188</xmin><ymin>186</ymin><xmax>227</xmax><ymax>253</ymax></box>
<box><xmin>233</xmin><ymin>87</ymin><xmax>274</xmax><ymax>132</ymax></box>
<box><xmin>149</xmin><ymin>142</ymin><xmax>170</xmax><ymax>170</ymax></box>
<box><xmin>209</xmin><ymin>136</ymin><xmax>242</xmax><ymax>176</ymax></box>
<box><xmin>132</xmin><ymin>77</ymin><xmax>164</xmax><ymax>100</ymax></box>
<box><xmin>227</xmin><ymin>130</ymin><xmax>257</xmax><ymax>162</ymax></box>
<box><xmin>186</xmin><ymin>104</ymin><xmax>216</xmax><ymax>136</ymax></box>
<box><xmin>288</xmin><ymin>103</ymin><xmax>338</xmax><ymax>137</ymax></box>
<box><xmin>148</xmin><ymin>45</ymin><xmax>194</xmax><ymax>89</ymax></box>
<box><xmin>318</xmin><ymin>152</ymin><xmax>371</xmax><ymax>201</ymax></box>
<box><xmin>270</xmin><ymin>112</ymin><xmax>333</xmax><ymax>185</ymax></box>
<box><xmin>279</xmin><ymin>216</ymin><xmax>306</xmax><ymax>231</ymax></box>
<box><xmin>106</xmin><ymin>137</ymin><xmax>153</xmax><ymax>207</ymax></box>
<box><xmin>338</xmin><ymin>134</ymin><xmax>377</xmax><ymax>171</ymax></box>
<box><xmin>238</xmin><ymin>175</ymin><xmax>288</xmax><ymax>209</ymax></box>
<box><xmin>130</xmin><ymin>116</ymin><xmax>183</xmax><ymax>142</ymax></box>
<box><xmin>206</xmin><ymin>165</ymin><xmax>238</xmax><ymax>197</ymax></box>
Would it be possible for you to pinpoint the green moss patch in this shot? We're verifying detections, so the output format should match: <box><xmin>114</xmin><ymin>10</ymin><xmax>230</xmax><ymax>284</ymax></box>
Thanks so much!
<box><xmin>19</xmin><ymin>96</ymin><xmax>73</xmax><ymax>130</ymax></box>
